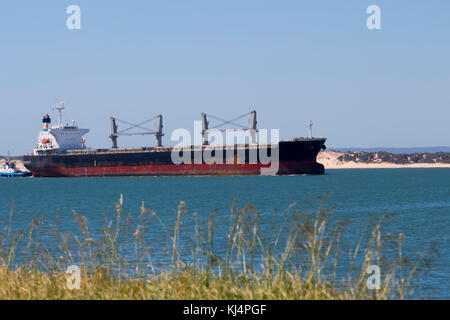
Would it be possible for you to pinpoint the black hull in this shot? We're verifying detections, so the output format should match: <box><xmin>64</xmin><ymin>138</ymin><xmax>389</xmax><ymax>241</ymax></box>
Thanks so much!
<box><xmin>23</xmin><ymin>139</ymin><xmax>326</xmax><ymax>177</ymax></box>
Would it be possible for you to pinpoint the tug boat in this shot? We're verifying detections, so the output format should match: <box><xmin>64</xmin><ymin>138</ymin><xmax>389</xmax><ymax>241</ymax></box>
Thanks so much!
<box><xmin>0</xmin><ymin>160</ymin><xmax>32</xmax><ymax>177</ymax></box>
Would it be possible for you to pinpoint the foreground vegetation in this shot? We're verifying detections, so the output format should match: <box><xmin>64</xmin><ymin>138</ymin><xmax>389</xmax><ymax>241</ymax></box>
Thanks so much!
<box><xmin>0</xmin><ymin>195</ymin><xmax>428</xmax><ymax>299</ymax></box>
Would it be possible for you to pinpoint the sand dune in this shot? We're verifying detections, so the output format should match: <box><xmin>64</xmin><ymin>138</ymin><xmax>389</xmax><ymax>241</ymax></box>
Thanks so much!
<box><xmin>317</xmin><ymin>151</ymin><xmax>450</xmax><ymax>169</ymax></box>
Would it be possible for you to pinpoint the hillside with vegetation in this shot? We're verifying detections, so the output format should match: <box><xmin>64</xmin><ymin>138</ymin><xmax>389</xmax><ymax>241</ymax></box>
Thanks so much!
<box><xmin>337</xmin><ymin>151</ymin><xmax>450</xmax><ymax>164</ymax></box>
<box><xmin>318</xmin><ymin>151</ymin><xmax>450</xmax><ymax>169</ymax></box>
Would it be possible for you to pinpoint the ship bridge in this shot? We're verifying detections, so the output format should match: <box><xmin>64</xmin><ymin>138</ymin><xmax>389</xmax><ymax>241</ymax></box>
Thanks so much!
<box><xmin>34</xmin><ymin>103</ymin><xmax>89</xmax><ymax>155</ymax></box>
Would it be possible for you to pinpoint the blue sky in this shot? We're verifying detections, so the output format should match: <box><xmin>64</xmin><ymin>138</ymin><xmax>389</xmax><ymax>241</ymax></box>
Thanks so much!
<box><xmin>1</xmin><ymin>1</ymin><xmax>449</xmax><ymax>155</ymax></box>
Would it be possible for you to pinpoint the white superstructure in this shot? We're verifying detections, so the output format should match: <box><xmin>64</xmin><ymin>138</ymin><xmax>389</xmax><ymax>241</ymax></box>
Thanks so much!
<box><xmin>34</xmin><ymin>103</ymin><xmax>89</xmax><ymax>155</ymax></box>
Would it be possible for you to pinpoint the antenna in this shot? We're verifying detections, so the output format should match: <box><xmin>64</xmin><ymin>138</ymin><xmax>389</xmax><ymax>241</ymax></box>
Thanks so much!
<box><xmin>55</xmin><ymin>102</ymin><xmax>65</xmax><ymax>127</ymax></box>
<box><xmin>307</xmin><ymin>121</ymin><xmax>313</xmax><ymax>139</ymax></box>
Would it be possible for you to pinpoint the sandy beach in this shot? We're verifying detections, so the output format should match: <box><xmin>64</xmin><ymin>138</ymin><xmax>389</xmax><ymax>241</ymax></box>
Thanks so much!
<box><xmin>317</xmin><ymin>151</ymin><xmax>450</xmax><ymax>169</ymax></box>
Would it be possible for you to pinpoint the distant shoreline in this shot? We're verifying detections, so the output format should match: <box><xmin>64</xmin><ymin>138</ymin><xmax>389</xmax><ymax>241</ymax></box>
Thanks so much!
<box><xmin>318</xmin><ymin>151</ymin><xmax>450</xmax><ymax>169</ymax></box>
<box><xmin>326</xmin><ymin>165</ymin><xmax>450</xmax><ymax>169</ymax></box>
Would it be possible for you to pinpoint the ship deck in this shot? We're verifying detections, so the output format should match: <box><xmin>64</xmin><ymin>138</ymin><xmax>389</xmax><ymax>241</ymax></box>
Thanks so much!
<box><xmin>26</xmin><ymin>138</ymin><xmax>326</xmax><ymax>157</ymax></box>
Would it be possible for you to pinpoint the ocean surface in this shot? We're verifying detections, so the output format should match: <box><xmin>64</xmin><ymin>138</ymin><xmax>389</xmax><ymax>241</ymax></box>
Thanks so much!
<box><xmin>1</xmin><ymin>168</ymin><xmax>449</xmax><ymax>299</ymax></box>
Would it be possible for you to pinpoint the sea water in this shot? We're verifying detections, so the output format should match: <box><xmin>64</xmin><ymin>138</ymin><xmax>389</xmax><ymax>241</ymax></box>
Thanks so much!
<box><xmin>0</xmin><ymin>168</ymin><xmax>449</xmax><ymax>299</ymax></box>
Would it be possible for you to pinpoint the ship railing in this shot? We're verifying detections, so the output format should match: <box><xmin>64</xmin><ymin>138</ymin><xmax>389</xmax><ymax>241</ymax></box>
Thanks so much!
<box><xmin>61</xmin><ymin>143</ymin><xmax>280</xmax><ymax>155</ymax></box>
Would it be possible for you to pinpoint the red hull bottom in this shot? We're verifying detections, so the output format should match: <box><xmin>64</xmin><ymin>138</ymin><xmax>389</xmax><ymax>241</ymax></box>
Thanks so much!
<box><xmin>31</xmin><ymin>161</ymin><xmax>325</xmax><ymax>177</ymax></box>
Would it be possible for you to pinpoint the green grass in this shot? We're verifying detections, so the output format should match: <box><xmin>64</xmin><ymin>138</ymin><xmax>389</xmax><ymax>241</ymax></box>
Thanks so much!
<box><xmin>0</xmin><ymin>194</ymin><xmax>426</xmax><ymax>299</ymax></box>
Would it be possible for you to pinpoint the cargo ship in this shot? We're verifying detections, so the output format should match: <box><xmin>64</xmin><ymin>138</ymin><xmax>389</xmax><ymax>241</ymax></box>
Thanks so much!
<box><xmin>23</xmin><ymin>104</ymin><xmax>326</xmax><ymax>177</ymax></box>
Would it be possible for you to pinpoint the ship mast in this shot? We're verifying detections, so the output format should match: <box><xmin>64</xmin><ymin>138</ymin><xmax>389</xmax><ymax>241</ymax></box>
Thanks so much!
<box><xmin>307</xmin><ymin>121</ymin><xmax>313</xmax><ymax>139</ymax></box>
<box><xmin>55</xmin><ymin>102</ymin><xmax>65</xmax><ymax>128</ymax></box>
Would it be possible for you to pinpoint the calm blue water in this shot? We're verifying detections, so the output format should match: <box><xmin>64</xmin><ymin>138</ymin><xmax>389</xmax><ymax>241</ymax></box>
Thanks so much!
<box><xmin>1</xmin><ymin>168</ymin><xmax>449</xmax><ymax>299</ymax></box>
